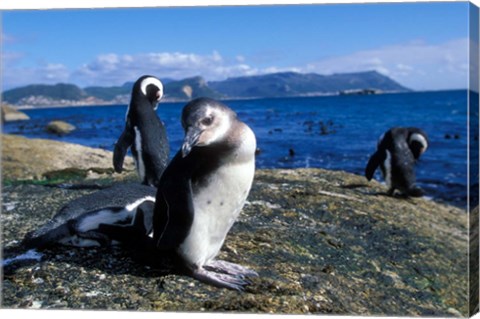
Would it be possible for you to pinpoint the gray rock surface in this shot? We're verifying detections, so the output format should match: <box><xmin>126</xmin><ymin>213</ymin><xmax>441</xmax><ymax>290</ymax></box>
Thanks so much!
<box><xmin>45</xmin><ymin>121</ymin><xmax>76</xmax><ymax>135</ymax></box>
<box><xmin>1</xmin><ymin>163</ymin><xmax>470</xmax><ymax>315</ymax></box>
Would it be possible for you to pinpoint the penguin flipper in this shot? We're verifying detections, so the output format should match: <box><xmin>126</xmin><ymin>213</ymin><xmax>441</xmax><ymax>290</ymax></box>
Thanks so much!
<box><xmin>113</xmin><ymin>124</ymin><xmax>135</xmax><ymax>173</ymax></box>
<box><xmin>365</xmin><ymin>150</ymin><xmax>385</xmax><ymax>181</ymax></box>
<box><xmin>154</xmin><ymin>177</ymin><xmax>195</xmax><ymax>250</ymax></box>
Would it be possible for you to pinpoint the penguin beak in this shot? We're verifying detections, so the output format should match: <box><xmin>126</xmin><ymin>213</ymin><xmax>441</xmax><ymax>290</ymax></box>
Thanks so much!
<box><xmin>182</xmin><ymin>127</ymin><xmax>202</xmax><ymax>158</ymax></box>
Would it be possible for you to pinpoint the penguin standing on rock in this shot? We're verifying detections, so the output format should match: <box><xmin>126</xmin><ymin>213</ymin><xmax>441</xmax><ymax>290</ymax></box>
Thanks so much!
<box><xmin>114</xmin><ymin>75</ymin><xmax>169</xmax><ymax>187</ymax></box>
<box><xmin>151</xmin><ymin>97</ymin><xmax>258</xmax><ymax>291</ymax></box>
<box><xmin>102</xmin><ymin>98</ymin><xmax>259</xmax><ymax>290</ymax></box>
<box><xmin>365</xmin><ymin>127</ymin><xmax>429</xmax><ymax>197</ymax></box>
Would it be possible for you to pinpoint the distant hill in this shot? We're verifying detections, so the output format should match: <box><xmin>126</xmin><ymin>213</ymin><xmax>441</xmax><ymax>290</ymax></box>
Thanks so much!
<box><xmin>3</xmin><ymin>83</ymin><xmax>88</xmax><ymax>105</ymax></box>
<box><xmin>2</xmin><ymin>71</ymin><xmax>411</xmax><ymax>107</ymax></box>
<box><xmin>84</xmin><ymin>82</ymin><xmax>132</xmax><ymax>101</ymax></box>
<box><xmin>208</xmin><ymin>71</ymin><xmax>410</xmax><ymax>98</ymax></box>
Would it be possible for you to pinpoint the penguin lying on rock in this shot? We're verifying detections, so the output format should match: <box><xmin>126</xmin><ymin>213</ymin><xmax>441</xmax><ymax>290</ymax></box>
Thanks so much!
<box><xmin>100</xmin><ymin>98</ymin><xmax>258</xmax><ymax>291</ymax></box>
<box><xmin>21</xmin><ymin>183</ymin><xmax>156</xmax><ymax>249</ymax></box>
<box><xmin>113</xmin><ymin>75</ymin><xmax>170</xmax><ymax>187</ymax></box>
<box><xmin>2</xmin><ymin>183</ymin><xmax>156</xmax><ymax>274</ymax></box>
<box><xmin>365</xmin><ymin>127</ymin><xmax>428</xmax><ymax>197</ymax></box>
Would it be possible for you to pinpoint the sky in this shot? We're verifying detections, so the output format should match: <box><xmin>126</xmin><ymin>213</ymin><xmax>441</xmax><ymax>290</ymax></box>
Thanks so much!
<box><xmin>0</xmin><ymin>1</ymin><xmax>473</xmax><ymax>91</ymax></box>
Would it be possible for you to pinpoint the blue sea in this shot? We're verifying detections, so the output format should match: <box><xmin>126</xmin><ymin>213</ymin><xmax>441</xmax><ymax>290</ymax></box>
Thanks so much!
<box><xmin>3</xmin><ymin>90</ymin><xmax>474</xmax><ymax>208</ymax></box>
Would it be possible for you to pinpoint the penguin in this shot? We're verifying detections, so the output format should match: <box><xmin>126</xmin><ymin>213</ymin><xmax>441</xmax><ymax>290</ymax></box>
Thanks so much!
<box><xmin>113</xmin><ymin>75</ymin><xmax>170</xmax><ymax>187</ymax></box>
<box><xmin>151</xmin><ymin>97</ymin><xmax>258</xmax><ymax>291</ymax></box>
<box><xmin>21</xmin><ymin>183</ymin><xmax>156</xmax><ymax>249</ymax></box>
<box><xmin>365</xmin><ymin>127</ymin><xmax>429</xmax><ymax>197</ymax></box>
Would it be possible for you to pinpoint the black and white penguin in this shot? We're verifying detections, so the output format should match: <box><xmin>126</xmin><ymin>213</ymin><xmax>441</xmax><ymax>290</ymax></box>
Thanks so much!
<box><xmin>365</xmin><ymin>127</ymin><xmax>429</xmax><ymax>197</ymax></box>
<box><xmin>113</xmin><ymin>75</ymin><xmax>169</xmax><ymax>187</ymax></box>
<box><xmin>151</xmin><ymin>97</ymin><xmax>258</xmax><ymax>291</ymax></box>
<box><xmin>22</xmin><ymin>183</ymin><xmax>156</xmax><ymax>249</ymax></box>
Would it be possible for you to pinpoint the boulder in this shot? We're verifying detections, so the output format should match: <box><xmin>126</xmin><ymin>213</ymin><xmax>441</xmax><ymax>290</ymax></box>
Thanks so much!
<box><xmin>45</xmin><ymin>120</ymin><xmax>76</xmax><ymax>135</ymax></box>
<box><xmin>1</xmin><ymin>104</ymin><xmax>30</xmax><ymax>122</ymax></box>
<box><xmin>1</xmin><ymin>134</ymin><xmax>135</xmax><ymax>181</ymax></box>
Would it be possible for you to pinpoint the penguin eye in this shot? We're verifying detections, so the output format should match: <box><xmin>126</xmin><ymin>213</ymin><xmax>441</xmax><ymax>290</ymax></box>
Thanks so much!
<box><xmin>201</xmin><ymin>117</ymin><xmax>214</xmax><ymax>126</ymax></box>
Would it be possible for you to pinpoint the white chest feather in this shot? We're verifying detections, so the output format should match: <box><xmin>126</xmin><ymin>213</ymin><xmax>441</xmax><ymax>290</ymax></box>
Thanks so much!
<box><xmin>179</xmin><ymin>161</ymin><xmax>255</xmax><ymax>266</ymax></box>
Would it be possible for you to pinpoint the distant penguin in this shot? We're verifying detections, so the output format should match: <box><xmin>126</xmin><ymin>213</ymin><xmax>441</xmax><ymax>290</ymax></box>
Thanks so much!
<box><xmin>113</xmin><ymin>75</ymin><xmax>169</xmax><ymax>187</ymax></box>
<box><xmin>22</xmin><ymin>183</ymin><xmax>156</xmax><ymax>249</ymax></box>
<box><xmin>150</xmin><ymin>97</ymin><xmax>258</xmax><ymax>291</ymax></box>
<box><xmin>365</xmin><ymin>127</ymin><xmax>428</xmax><ymax>197</ymax></box>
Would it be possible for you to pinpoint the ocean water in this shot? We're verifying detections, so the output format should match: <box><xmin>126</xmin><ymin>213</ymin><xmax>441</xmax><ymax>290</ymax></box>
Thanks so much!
<box><xmin>3</xmin><ymin>90</ymin><xmax>473</xmax><ymax>208</ymax></box>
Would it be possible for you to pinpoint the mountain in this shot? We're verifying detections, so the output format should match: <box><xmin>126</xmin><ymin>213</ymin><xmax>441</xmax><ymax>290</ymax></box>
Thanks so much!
<box><xmin>208</xmin><ymin>71</ymin><xmax>410</xmax><ymax>98</ymax></box>
<box><xmin>84</xmin><ymin>82</ymin><xmax>132</xmax><ymax>101</ymax></box>
<box><xmin>3</xmin><ymin>83</ymin><xmax>88</xmax><ymax>105</ymax></box>
<box><xmin>2</xmin><ymin>71</ymin><xmax>411</xmax><ymax>107</ymax></box>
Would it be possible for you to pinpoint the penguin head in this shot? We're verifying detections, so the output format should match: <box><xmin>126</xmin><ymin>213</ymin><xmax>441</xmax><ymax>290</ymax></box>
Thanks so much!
<box><xmin>180</xmin><ymin>98</ymin><xmax>236</xmax><ymax>157</ymax></box>
<box><xmin>132</xmin><ymin>75</ymin><xmax>164</xmax><ymax>109</ymax></box>
<box><xmin>408</xmin><ymin>132</ymin><xmax>428</xmax><ymax>159</ymax></box>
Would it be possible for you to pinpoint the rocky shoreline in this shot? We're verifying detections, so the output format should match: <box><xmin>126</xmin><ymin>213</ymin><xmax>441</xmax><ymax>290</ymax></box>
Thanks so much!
<box><xmin>1</xmin><ymin>134</ymin><xmax>472</xmax><ymax>316</ymax></box>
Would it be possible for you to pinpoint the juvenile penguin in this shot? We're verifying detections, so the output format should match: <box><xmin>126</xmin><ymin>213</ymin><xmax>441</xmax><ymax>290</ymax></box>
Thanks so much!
<box><xmin>365</xmin><ymin>127</ymin><xmax>428</xmax><ymax>197</ymax></box>
<box><xmin>114</xmin><ymin>75</ymin><xmax>169</xmax><ymax>187</ymax></box>
<box><xmin>152</xmin><ymin>97</ymin><xmax>258</xmax><ymax>291</ymax></box>
<box><xmin>22</xmin><ymin>183</ymin><xmax>156</xmax><ymax>249</ymax></box>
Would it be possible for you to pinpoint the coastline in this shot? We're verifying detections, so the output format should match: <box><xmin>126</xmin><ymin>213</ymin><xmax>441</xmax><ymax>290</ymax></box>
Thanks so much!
<box><xmin>1</xmin><ymin>134</ymin><xmax>470</xmax><ymax>315</ymax></box>
<box><xmin>8</xmin><ymin>89</ymin><xmax>467</xmax><ymax>110</ymax></box>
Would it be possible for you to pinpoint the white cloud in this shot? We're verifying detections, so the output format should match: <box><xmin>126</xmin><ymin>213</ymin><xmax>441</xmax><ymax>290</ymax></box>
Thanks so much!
<box><xmin>303</xmin><ymin>38</ymin><xmax>469</xmax><ymax>90</ymax></box>
<box><xmin>42</xmin><ymin>63</ymin><xmax>70</xmax><ymax>81</ymax></box>
<box><xmin>235</xmin><ymin>55</ymin><xmax>246</xmax><ymax>63</ymax></box>
<box><xmin>2</xmin><ymin>51</ymin><xmax>25</xmax><ymax>65</ymax></box>
<box><xmin>396</xmin><ymin>63</ymin><xmax>413</xmax><ymax>71</ymax></box>
<box><xmin>2</xmin><ymin>55</ymin><xmax>70</xmax><ymax>89</ymax></box>
<box><xmin>72</xmin><ymin>51</ymin><xmax>263</xmax><ymax>86</ymax></box>
<box><xmin>1</xmin><ymin>31</ymin><xmax>17</xmax><ymax>44</ymax></box>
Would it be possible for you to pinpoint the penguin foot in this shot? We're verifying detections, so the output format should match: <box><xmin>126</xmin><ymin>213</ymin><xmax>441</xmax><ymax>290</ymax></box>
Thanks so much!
<box><xmin>191</xmin><ymin>267</ymin><xmax>252</xmax><ymax>291</ymax></box>
<box><xmin>386</xmin><ymin>188</ymin><xmax>395</xmax><ymax>196</ymax></box>
<box><xmin>204</xmin><ymin>260</ymin><xmax>258</xmax><ymax>278</ymax></box>
<box><xmin>407</xmin><ymin>186</ymin><xmax>424</xmax><ymax>197</ymax></box>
